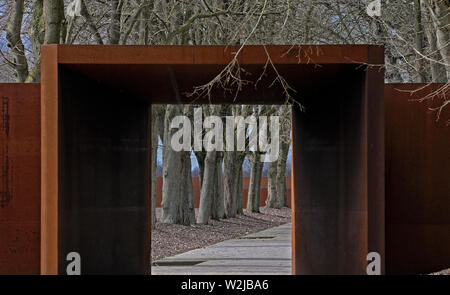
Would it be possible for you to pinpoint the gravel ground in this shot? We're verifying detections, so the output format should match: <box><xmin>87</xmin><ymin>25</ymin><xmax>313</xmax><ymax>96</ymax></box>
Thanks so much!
<box><xmin>151</xmin><ymin>208</ymin><xmax>449</xmax><ymax>274</ymax></box>
<box><xmin>151</xmin><ymin>207</ymin><xmax>291</xmax><ymax>261</ymax></box>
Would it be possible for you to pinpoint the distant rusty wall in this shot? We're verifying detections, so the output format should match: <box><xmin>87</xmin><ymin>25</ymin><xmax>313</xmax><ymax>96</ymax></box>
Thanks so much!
<box><xmin>385</xmin><ymin>84</ymin><xmax>450</xmax><ymax>274</ymax></box>
<box><xmin>0</xmin><ymin>83</ymin><xmax>40</xmax><ymax>274</ymax></box>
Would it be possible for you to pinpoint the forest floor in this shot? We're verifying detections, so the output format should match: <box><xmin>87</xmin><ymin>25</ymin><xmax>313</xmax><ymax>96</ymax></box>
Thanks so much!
<box><xmin>151</xmin><ymin>207</ymin><xmax>291</xmax><ymax>261</ymax></box>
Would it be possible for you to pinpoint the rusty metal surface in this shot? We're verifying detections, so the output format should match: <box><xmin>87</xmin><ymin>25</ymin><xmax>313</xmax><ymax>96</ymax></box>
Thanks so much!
<box><xmin>0</xmin><ymin>83</ymin><xmax>40</xmax><ymax>274</ymax></box>
<box><xmin>385</xmin><ymin>83</ymin><xmax>450</xmax><ymax>274</ymax></box>
<box><xmin>57</xmin><ymin>67</ymin><xmax>150</xmax><ymax>274</ymax></box>
<box><xmin>1</xmin><ymin>47</ymin><xmax>447</xmax><ymax>275</ymax></box>
<box><xmin>55</xmin><ymin>45</ymin><xmax>383</xmax><ymax>65</ymax></box>
<box><xmin>40</xmin><ymin>45</ymin><xmax>59</xmax><ymax>275</ymax></box>
<box><xmin>61</xmin><ymin>63</ymin><xmax>354</xmax><ymax>105</ymax></box>
<box><xmin>291</xmin><ymin>65</ymin><xmax>385</xmax><ymax>274</ymax></box>
<box><xmin>40</xmin><ymin>45</ymin><xmax>383</xmax><ymax>274</ymax></box>
<box><xmin>366</xmin><ymin>64</ymin><xmax>386</xmax><ymax>274</ymax></box>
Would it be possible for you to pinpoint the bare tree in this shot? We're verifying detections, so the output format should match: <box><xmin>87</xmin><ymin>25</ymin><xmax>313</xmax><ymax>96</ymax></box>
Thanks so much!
<box><xmin>6</xmin><ymin>0</ymin><xmax>28</xmax><ymax>82</ymax></box>
<box><xmin>1</xmin><ymin>0</ymin><xmax>448</xmax><ymax>229</ymax></box>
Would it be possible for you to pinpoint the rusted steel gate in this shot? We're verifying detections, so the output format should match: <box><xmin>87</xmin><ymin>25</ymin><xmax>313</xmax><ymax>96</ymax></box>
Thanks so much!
<box><xmin>0</xmin><ymin>45</ymin><xmax>447</xmax><ymax>275</ymax></box>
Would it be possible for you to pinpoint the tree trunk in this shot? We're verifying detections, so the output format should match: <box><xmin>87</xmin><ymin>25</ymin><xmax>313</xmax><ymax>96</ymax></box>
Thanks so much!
<box><xmin>265</xmin><ymin>160</ymin><xmax>279</xmax><ymax>208</ymax></box>
<box><xmin>197</xmin><ymin>150</ymin><xmax>217</xmax><ymax>224</ymax></box>
<box><xmin>276</xmin><ymin>148</ymin><xmax>288</xmax><ymax>208</ymax></box>
<box><xmin>195</xmin><ymin>152</ymin><xmax>206</xmax><ymax>188</ymax></box>
<box><xmin>420</xmin><ymin>0</ymin><xmax>447</xmax><ymax>82</ymax></box>
<box><xmin>180</xmin><ymin>151</ymin><xmax>196</xmax><ymax>225</ymax></box>
<box><xmin>276</xmin><ymin>111</ymin><xmax>291</xmax><ymax>208</ymax></box>
<box><xmin>139</xmin><ymin>0</ymin><xmax>153</xmax><ymax>45</ymax></box>
<box><xmin>223</xmin><ymin>152</ymin><xmax>237</xmax><ymax>217</ymax></box>
<box><xmin>210</xmin><ymin>157</ymin><xmax>218</xmax><ymax>220</ymax></box>
<box><xmin>150</xmin><ymin>105</ymin><xmax>164</xmax><ymax>228</ymax></box>
<box><xmin>6</xmin><ymin>0</ymin><xmax>29</xmax><ymax>82</ymax></box>
<box><xmin>423</xmin><ymin>9</ymin><xmax>446</xmax><ymax>82</ymax></box>
<box><xmin>427</xmin><ymin>0</ymin><xmax>450</xmax><ymax>80</ymax></box>
<box><xmin>264</xmin><ymin>105</ymin><xmax>279</xmax><ymax>209</ymax></box>
<box><xmin>26</xmin><ymin>0</ymin><xmax>44</xmax><ymax>82</ymax></box>
<box><xmin>247</xmin><ymin>153</ymin><xmax>263</xmax><ymax>213</ymax></box>
<box><xmin>253</xmin><ymin>158</ymin><xmax>263</xmax><ymax>211</ymax></box>
<box><xmin>236</xmin><ymin>162</ymin><xmax>244</xmax><ymax>215</ymax></box>
<box><xmin>150</xmin><ymin>107</ymin><xmax>158</xmax><ymax>228</ymax></box>
<box><xmin>109</xmin><ymin>0</ymin><xmax>122</xmax><ymax>44</ymax></box>
<box><xmin>223</xmin><ymin>104</ymin><xmax>239</xmax><ymax>218</ymax></box>
<box><xmin>160</xmin><ymin>105</ymin><xmax>183</xmax><ymax>223</ymax></box>
<box><xmin>414</xmin><ymin>0</ymin><xmax>426</xmax><ymax>82</ymax></box>
<box><xmin>211</xmin><ymin>153</ymin><xmax>225</xmax><ymax>220</ymax></box>
<box><xmin>43</xmin><ymin>0</ymin><xmax>64</xmax><ymax>44</ymax></box>
<box><xmin>160</xmin><ymin>104</ymin><xmax>195</xmax><ymax>225</ymax></box>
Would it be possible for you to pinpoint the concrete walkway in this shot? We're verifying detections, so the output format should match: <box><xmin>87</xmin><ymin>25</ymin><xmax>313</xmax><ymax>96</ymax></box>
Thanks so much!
<box><xmin>151</xmin><ymin>223</ymin><xmax>292</xmax><ymax>275</ymax></box>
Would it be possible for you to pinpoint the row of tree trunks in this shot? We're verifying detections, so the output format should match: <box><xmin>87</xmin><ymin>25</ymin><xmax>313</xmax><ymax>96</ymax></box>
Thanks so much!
<box><xmin>159</xmin><ymin>103</ymin><xmax>290</xmax><ymax>225</ymax></box>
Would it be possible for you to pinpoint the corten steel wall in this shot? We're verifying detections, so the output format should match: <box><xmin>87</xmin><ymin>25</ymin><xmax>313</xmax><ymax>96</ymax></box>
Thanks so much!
<box><xmin>385</xmin><ymin>84</ymin><xmax>450</xmax><ymax>274</ymax></box>
<box><xmin>155</xmin><ymin>177</ymin><xmax>292</xmax><ymax>208</ymax></box>
<box><xmin>291</xmin><ymin>60</ymin><xmax>385</xmax><ymax>274</ymax></box>
<box><xmin>58</xmin><ymin>68</ymin><xmax>151</xmax><ymax>274</ymax></box>
<box><xmin>40</xmin><ymin>45</ymin><xmax>385</xmax><ymax>274</ymax></box>
<box><xmin>0</xmin><ymin>83</ymin><xmax>41</xmax><ymax>274</ymax></box>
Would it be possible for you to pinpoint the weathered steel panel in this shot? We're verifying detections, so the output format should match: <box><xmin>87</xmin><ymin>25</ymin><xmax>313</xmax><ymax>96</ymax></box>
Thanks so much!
<box><xmin>365</xmin><ymin>61</ymin><xmax>386</xmax><ymax>274</ymax></box>
<box><xmin>58</xmin><ymin>67</ymin><xmax>151</xmax><ymax>274</ymax></box>
<box><xmin>0</xmin><ymin>83</ymin><xmax>40</xmax><ymax>274</ymax></box>
<box><xmin>41</xmin><ymin>45</ymin><xmax>383</xmax><ymax>274</ymax></box>
<box><xmin>385</xmin><ymin>83</ymin><xmax>450</xmax><ymax>274</ymax></box>
<box><xmin>56</xmin><ymin>45</ymin><xmax>382</xmax><ymax>65</ymax></box>
<box><xmin>292</xmin><ymin>66</ymin><xmax>380</xmax><ymax>274</ymax></box>
<box><xmin>40</xmin><ymin>45</ymin><xmax>59</xmax><ymax>275</ymax></box>
<box><xmin>1</xmin><ymin>47</ymin><xmax>448</xmax><ymax>276</ymax></box>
